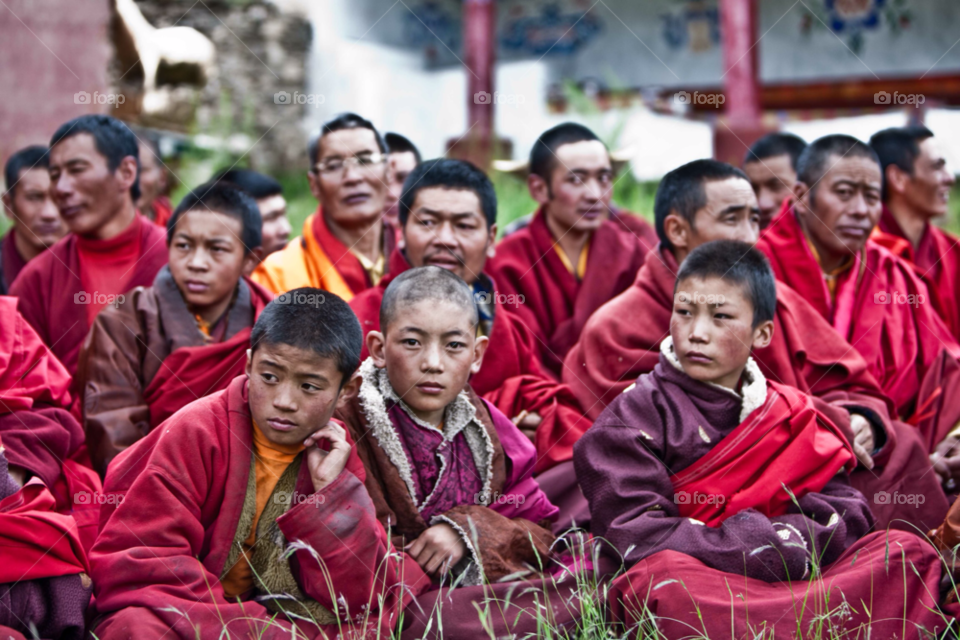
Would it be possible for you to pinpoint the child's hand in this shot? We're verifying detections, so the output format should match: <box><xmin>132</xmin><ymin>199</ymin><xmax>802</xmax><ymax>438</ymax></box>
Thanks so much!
<box><xmin>849</xmin><ymin>414</ymin><xmax>875</xmax><ymax>470</ymax></box>
<box><xmin>304</xmin><ymin>422</ymin><xmax>352</xmax><ymax>493</ymax></box>
<box><xmin>405</xmin><ymin>523</ymin><xmax>466</xmax><ymax>575</ymax></box>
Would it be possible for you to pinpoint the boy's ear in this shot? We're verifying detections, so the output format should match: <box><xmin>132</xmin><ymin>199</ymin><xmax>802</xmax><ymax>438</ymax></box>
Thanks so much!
<box><xmin>470</xmin><ymin>334</ymin><xmax>489</xmax><ymax>375</ymax></box>
<box><xmin>367</xmin><ymin>331</ymin><xmax>387</xmax><ymax>367</ymax></box>
<box><xmin>244</xmin><ymin>348</ymin><xmax>253</xmax><ymax>378</ymax></box>
<box><xmin>242</xmin><ymin>247</ymin><xmax>265</xmax><ymax>277</ymax></box>
<box><xmin>751</xmin><ymin>320</ymin><xmax>775</xmax><ymax>351</ymax></box>
<box><xmin>335</xmin><ymin>372</ymin><xmax>362</xmax><ymax>411</ymax></box>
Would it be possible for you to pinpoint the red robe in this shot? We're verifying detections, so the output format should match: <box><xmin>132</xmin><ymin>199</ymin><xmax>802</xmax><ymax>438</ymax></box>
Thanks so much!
<box><xmin>350</xmin><ymin>249</ymin><xmax>591</xmax><ymax>474</ymax></box>
<box><xmin>874</xmin><ymin>204</ymin><xmax>960</xmax><ymax>342</ymax></box>
<box><xmin>0</xmin><ymin>230</ymin><xmax>28</xmax><ymax>295</ymax></box>
<box><xmin>90</xmin><ymin>375</ymin><xmax>428</xmax><ymax>639</ymax></box>
<box><xmin>759</xmin><ymin>205</ymin><xmax>960</xmax><ymax>451</ymax></box>
<box><xmin>487</xmin><ymin>207</ymin><xmax>652</xmax><ymax>378</ymax></box>
<box><xmin>9</xmin><ymin>214</ymin><xmax>168</xmax><ymax>381</ymax></box>
<box><xmin>563</xmin><ymin>246</ymin><xmax>949</xmax><ymax>531</ymax></box>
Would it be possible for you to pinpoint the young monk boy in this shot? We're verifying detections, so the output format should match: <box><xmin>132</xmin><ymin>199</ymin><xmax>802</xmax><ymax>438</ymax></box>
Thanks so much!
<box><xmin>89</xmin><ymin>289</ymin><xmax>427</xmax><ymax>639</ymax></box>
<box><xmin>78</xmin><ymin>181</ymin><xmax>274</xmax><ymax>474</ymax></box>
<box><xmin>574</xmin><ymin>241</ymin><xmax>948</xmax><ymax>637</ymax></box>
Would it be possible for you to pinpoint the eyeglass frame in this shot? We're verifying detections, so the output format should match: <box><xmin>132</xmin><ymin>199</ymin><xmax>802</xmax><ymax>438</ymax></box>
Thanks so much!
<box><xmin>312</xmin><ymin>152</ymin><xmax>387</xmax><ymax>176</ymax></box>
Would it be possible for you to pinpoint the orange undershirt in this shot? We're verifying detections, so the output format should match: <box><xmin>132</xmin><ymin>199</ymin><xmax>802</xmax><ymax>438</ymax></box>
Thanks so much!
<box><xmin>553</xmin><ymin>237</ymin><xmax>590</xmax><ymax>281</ymax></box>
<box><xmin>805</xmin><ymin>237</ymin><xmax>854</xmax><ymax>302</ymax></box>
<box><xmin>221</xmin><ymin>421</ymin><xmax>304</xmax><ymax>599</ymax></box>
<box><xmin>76</xmin><ymin>215</ymin><xmax>143</xmax><ymax>325</ymax></box>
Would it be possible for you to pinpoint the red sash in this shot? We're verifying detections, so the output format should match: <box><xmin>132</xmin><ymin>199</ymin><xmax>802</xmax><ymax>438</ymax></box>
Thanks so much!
<box><xmin>670</xmin><ymin>381</ymin><xmax>854</xmax><ymax>527</ymax></box>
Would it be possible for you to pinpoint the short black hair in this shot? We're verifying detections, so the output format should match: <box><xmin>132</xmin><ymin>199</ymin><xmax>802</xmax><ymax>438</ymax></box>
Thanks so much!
<box><xmin>251</xmin><ymin>288</ymin><xmax>363</xmax><ymax>385</ymax></box>
<box><xmin>308</xmin><ymin>112</ymin><xmax>386</xmax><ymax>166</ymax></box>
<box><xmin>167</xmin><ymin>181</ymin><xmax>263</xmax><ymax>252</ymax></box>
<box><xmin>796</xmin><ymin>135</ymin><xmax>879</xmax><ymax>201</ymax></box>
<box><xmin>50</xmin><ymin>114</ymin><xmax>141</xmax><ymax>201</ymax></box>
<box><xmin>212</xmin><ymin>168</ymin><xmax>283</xmax><ymax>200</ymax></box>
<box><xmin>380</xmin><ymin>266</ymin><xmax>478</xmax><ymax>331</ymax></box>
<box><xmin>385</xmin><ymin>133</ymin><xmax>422</xmax><ymax>164</ymax></box>
<box><xmin>743</xmin><ymin>133</ymin><xmax>807</xmax><ymax>171</ymax></box>
<box><xmin>675</xmin><ymin>240</ymin><xmax>777</xmax><ymax>327</ymax></box>
<box><xmin>529</xmin><ymin>122</ymin><xmax>604</xmax><ymax>180</ymax></box>
<box><xmin>398</xmin><ymin>158</ymin><xmax>497</xmax><ymax>229</ymax></box>
<box><xmin>654</xmin><ymin>159</ymin><xmax>750</xmax><ymax>251</ymax></box>
<box><xmin>4</xmin><ymin>145</ymin><xmax>48</xmax><ymax>197</ymax></box>
<box><xmin>869</xmin><ymin>126</ymin><xmax>935</xmax><ymax>201</ymax></box>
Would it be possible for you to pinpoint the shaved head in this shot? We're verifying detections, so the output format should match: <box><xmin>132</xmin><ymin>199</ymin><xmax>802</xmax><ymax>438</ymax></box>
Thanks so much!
<box><xmin>380</xmin><ymin>266</ymin><xmax>478</xmax><ymax>332</ymax></box>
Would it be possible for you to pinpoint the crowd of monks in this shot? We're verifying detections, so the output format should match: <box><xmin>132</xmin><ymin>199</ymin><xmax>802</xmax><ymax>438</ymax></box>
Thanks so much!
<box><xmin>4</xmin><ymin>110</ymin><xmax>960</xmax><ymax>639</ymax></box>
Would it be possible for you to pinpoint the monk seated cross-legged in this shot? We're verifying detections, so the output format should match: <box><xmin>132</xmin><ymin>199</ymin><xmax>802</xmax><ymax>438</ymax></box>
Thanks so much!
<box><xmin>565</xmin><ymin>159</ymin><xmax>949</xmax><ymax>532</ymax></box>
<box><xmin>253</xmin><ymin>112</ymin><xmax>395</xmax><ymax>301</ymax></box>
<box><xmin>348</xmin><ymin>158</ymin><xmax>591</xmax><ymax>530</ymax></box>
<box><xmin>78</xmin><ymin>181</ymin><xmax>274</xmax><ymax>475</ymax></box>
<box><xmin>488</xmin><ymin>123</ymin><xmax>655</xmax><ymax>378</ymax></box>
<box><xmin>757</xmin><ymin>135</ymin><xmax>960</xmax><ymax>488</ymax></box>
<box><xmin>574</xmin><ymin>242</ymin><xmax>951</xmax><ymax>638</ymax></box>
<box><xmin>337</xmin><ymin>266</ymin><xmax>578</xmax><ymax>637</ymax></box>
<box><xmin>10</xmin><ymin>115</ymin><xmax>168</xmax><ymax>387</ymax></box>
<box><xmin>89</xmin><ymin>290</ymin><xmax>428</xmax><ymax>639</ymax></box>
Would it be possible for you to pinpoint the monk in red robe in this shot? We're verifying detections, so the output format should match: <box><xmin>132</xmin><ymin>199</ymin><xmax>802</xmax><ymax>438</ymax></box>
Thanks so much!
<box><xmin>90</xmin><ymin>289</ymin><xmax>429</xmax><ymax>638</ymax></box>
<box><xmin>1</xmin><ymin>145</ymin><xmax>67</xmax><ymax>293</ymax></box>
<box><xmin>757</xmin><ymin>135</ymin><xmax>960</xmax><ymax>483</ymax></box>
<box><xmin>383</xmin><ymin>132</ymin><xmax>421</xmax><ymax>231</ymax></box>
<box><xmin>566</xmin><ymin>159</ymin><xmax>948</xmax><ymax>531</ymax></box>
<box><xmin>253</xmin><ymin>113</ymin><xmax>394</xmax><ymax>301</ymax></box>
<box><xmin>488</xmin><ymin>123</ymin><xmax>655</xmax><ymax>378</ymax></box>
<box><xmin>349</xmin><ymin>160</ymin><xmax>590</xmax><ymax>527</ymax></box>
<box><xmin>10</xmin><ymin>115</ymin><xmax>168</xmax><ymax>386</ymax></box>
<box><xmin>575</xmin><ymin>242</ymin><xmax>950</xmax><ymax>637</ymax></box>
<box><xmin>741</xmin><ymin>131</ymin><xmax>807</xmax><ymax>229</ymax></box>
<box><xmin>78</xmin><ymin>182</ymin><xmax>273</xmax><ymax>474</ymax></box>
<box><xmin>869</xmin><ymin>126</ymin><xmax>960</xmax><ymax>345</ymax></box>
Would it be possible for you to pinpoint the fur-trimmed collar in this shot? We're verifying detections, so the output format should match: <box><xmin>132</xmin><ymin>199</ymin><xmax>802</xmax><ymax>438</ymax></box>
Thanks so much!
<box><xmin>660</xmin><ymin>336</ymin><xmax>767</xmax><ymax>423</ymax></box>
<box><xmin>355</xmin><ymin>358</ymin><xmax>496</xmax><ymax>510</ymax></box>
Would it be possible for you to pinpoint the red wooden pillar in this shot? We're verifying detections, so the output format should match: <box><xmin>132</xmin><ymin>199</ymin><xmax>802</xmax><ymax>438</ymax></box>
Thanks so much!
<box><xmin>449</xmin><ymin>0</ymin><xmax>496</xmax><ymax>168</ymax></box>
<box><xmin>715</xmin><ymin>0</ymin><xmax>767</xmax><ymax>165</ymax></box>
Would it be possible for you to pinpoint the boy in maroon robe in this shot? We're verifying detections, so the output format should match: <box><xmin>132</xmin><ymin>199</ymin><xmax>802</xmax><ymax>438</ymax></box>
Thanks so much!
<box><xmin>488</xmin><ymin>123</ymin><xmax>655</xmax><ymax>377</ymax></box>
<box><xmin>870</xmin><ymin>126</ymin><xmax>960</xmax><ymax>342</ymax></box>
<box><xmin>741</xmin><ymin>132</ymin><xmax>807</xmax><ymax>229</ymax></box>
<box><xmin>1</xmin><ymin>145</ymin><xmax>67</xmax><ymax>293</ymax></box>
<box><xmin>575</xmin><ymin>241</ymin><xmax>949</xmax><ymax>637</ymax></box>
<box><xmin>757</xmin><ymin>135</ymin><xmax>960</xmax><ymax>478</ymax></box>
<box><xmin>78</xmin><ymin>181</ymin><xmax>274</xmax><ymax>474</ymax></box>
<box><xmin>565</xmin><ymin>159</ymin><xmax>948</xmax><ymax>531</ymax></box>
<box><xmin>90</xmin><ymin>289</ymin><xmax>429</xmax><ymax>639</ymax></box>
<box><xmin>10</xmin><ymin>115</ymin><xmax>168</xmax><ymax>384</ymax></box>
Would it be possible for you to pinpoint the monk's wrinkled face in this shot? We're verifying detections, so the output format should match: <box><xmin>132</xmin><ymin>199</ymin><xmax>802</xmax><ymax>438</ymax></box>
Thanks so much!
<box><xmin>2</xmin><ymin>168</ymin><xmax>65</xmax><ymax>252</ymax></box>
<box><xmin>367</xmin><ymin>299</ymin><xmax>488</xmax><ymax>426</ymax></box>
<box><xmin>48</xmin><ymin>133</ymin><xmax>138</xmax><ymax>238</ymax></box>
<box><xmin>671</xmin><ymin>275</ymin><xmax>773</xmax><ymax>391</ymax></box>
<box><xmin>169</xmin><ymin>210</ymin><xmax>256</xmax><ymax>311</ymax></box>
<box><xmin>529</xmin><ymin>140</ymin><xmax>613</xmax><ymax>235</ymax></box>
<box><xmin>795</xmin><ymin>154</ymin><xmax>881</xmax><ymax>261</ymax></box>
<box><xmin>308</xmin><ymin>128</ymin><xmax>387</xmax><ymax>229</ymax></box>
<box><xmin>896</xmin><ymin>137</ymin><xmax>954</xmax><ymax>219</ymax></box>
<box><xmin>383</xmin><ymin>150</ymin><xmax>419</xmax><ymax>228</ymax></box>
<box><xmin>136</xmin><ymin>140</ymin><xmax>167</xmax><ymax>213</ymax></box>
<box><xmin>665</xmin><ymin>178</ymin><xmax>760</xmax><ymax>261</ymax></box>
<box><xmin>402</xmin><ymin>187</ymin><xmax>496</xmax><ymax>286</ymax></box>
<box><xmin>257</xmin><ymin>194</ymin><xmax>291</xmax><ymax>255</ymax></box>
<box><xmin>743</xmin><ymin>154</ymin><xmax>796</xmax><ymax>229</ymax></box>
<box><xmin>245</xmin><ymin>342</ymin><xmax>349</xmax><ymax>446</ymax></box>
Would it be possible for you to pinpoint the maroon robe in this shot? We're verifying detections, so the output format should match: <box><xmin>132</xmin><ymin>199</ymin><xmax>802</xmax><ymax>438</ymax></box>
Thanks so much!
<box><xmin>9</xmin><ymin>214</ymin><xmax>168</xmax><ymax>383</ymax></box>
<box><xmin>487</xmin><ymin>207</ymin><xmax>652</xmax><ymax>377</ymax></box>
<box><xmin>574</xmin><ymin>355</ymin><xmax>949</xmax><ymax>637</ymax></box>
<box><xmin>90</xmin><ymin>375</ymin><xmax>429</xmax><ymax>639</ymax></box>
<box><xmin>759</xmin><ymin>205</ymin><xmax>960</xmax><ymax>451</ymax></box>
<box><xmin>0</xmin><ymin>230</ymin><xmax>28</xmax><ymax>295</ymax></box>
